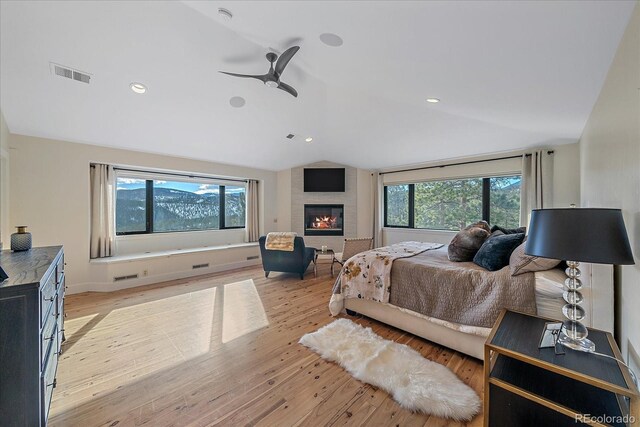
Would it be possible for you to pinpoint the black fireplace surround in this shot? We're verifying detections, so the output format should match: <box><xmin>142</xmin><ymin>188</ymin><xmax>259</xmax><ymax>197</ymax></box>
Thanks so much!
<box><xmin>304</xmin><ymin>204</ymin><xmax>344</xmax><ymax>236</ymax></box>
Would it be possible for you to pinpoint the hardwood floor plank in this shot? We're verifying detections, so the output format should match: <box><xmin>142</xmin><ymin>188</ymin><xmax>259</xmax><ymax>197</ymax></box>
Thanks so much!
<box><xmin>49</xmin><ymin>266</ymin><xmax>483</xmax><ymax>426</ymax></box>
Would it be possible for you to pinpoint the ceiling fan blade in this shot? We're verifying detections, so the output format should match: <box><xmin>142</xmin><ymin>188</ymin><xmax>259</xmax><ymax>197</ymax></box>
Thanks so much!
<box><xmin>219</xmin><ymin>71</ymin><xmax>267</xmax><ymax>82</ymax></box>
<box><xmin>277</xmin><ymin>81</ymin><xmax>298</xmax><ymax>98</ymax></box>
<box><xmin>275</xmin><ymin>46</ymin><xmax>300</xmax><ymax>76</ymax></box>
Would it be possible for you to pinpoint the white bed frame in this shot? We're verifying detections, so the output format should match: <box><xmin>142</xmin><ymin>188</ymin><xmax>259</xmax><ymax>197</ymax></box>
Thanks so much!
<box><xmin>345</xmin><ymin>299</ymin><xmax>488</xmax><ymax>360</ymax></box>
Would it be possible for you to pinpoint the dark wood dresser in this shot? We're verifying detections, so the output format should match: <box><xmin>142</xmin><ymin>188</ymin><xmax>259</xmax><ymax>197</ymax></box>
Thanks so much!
<box><xmin>0</xmin><ymin>246</ymin><xmax>65</xmax><ymax>427</ymax></box>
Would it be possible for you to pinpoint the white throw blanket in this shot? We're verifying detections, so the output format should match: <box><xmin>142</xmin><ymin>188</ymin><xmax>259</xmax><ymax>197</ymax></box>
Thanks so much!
<box><xmin>265</xmin><ymin>232</ymin><xmax>297</xmax><ymax>251</ymax></box>
<box><xmin>329</xmin><ymin>241</ymin><xmax>443</xmax><ymax>315</ymax></box>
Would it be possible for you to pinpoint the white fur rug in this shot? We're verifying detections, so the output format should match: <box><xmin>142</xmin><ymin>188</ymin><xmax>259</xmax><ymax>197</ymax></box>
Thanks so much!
<box><xmin>299</xmin><ymin>318</ymin><xmax>480</xmax><ymax>421</ymax></box>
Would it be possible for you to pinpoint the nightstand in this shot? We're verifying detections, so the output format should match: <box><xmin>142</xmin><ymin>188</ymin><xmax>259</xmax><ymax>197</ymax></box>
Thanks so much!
<box><xmin>484</xmin><ymin>310</ymin><xmax>639</xmax><ymax>426</ymax></box>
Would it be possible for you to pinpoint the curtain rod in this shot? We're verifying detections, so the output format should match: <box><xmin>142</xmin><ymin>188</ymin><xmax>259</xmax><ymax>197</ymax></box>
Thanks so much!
<box><xmin>106</xmin><ymin>166</ymin><xmax>248</xmax><ymax>184</ymax></box>
<box><xmin>379</xmin><ymin>150</ymin><xmax>554</xmax><ymax>176</ymax></box>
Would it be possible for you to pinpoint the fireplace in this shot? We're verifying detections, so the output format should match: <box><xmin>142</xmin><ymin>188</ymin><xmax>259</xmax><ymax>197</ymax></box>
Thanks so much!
<box><xmin>304</xmin><ymin>204</ymin><xmax>344</xmax><ymax>236</ymax></box>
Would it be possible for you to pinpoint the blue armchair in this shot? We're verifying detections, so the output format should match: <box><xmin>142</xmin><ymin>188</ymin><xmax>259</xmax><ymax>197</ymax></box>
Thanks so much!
<box><xmin>259</xmin><ymin>236</ymin><xmax>316</xmax><ymax>280</ymax></box>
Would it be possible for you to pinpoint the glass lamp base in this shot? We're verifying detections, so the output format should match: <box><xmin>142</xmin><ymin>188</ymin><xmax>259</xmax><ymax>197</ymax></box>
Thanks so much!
<box><xmin>558</xmin><ymin>332</ymin><xmax>596</xmax><ymax>353</ymax></box>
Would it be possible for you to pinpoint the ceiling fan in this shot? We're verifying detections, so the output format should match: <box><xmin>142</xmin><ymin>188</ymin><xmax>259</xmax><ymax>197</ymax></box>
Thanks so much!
<box><xmin>220</xmin><ymin>46</ymin><xmax>300</xmax><ymax>98</ymax></box>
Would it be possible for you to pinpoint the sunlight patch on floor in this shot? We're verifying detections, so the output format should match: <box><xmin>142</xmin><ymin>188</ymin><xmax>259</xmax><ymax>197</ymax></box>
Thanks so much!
<box><xmin>222</xmin><ymin>279</ymin><xmax>269</xmax><ymax>343</ymax></box>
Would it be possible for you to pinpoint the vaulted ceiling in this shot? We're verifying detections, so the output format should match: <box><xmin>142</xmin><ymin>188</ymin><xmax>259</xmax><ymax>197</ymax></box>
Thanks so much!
<box><xmin>0</xmin><ymin>1</ymin><xmax>635</xmax><ymax>170</ymax></box>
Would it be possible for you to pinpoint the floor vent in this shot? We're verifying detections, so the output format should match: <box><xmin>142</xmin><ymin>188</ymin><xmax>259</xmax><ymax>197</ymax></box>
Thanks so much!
<box><xmin>51</xmin><ymin>63</ymin><xmax>91</xmax><ymax>84</ymax></box>
<box><xmin>113</xmin><ymin>274</ymin><xmax>138</xmax><ymax>282</ymax></box>
<box><xmin>192</xmin><ymin>263</ymin><xmax>210</xmax><ymax>269</ymax></box>
<box><xmin>247</xmin><ymin>256</ymin><xmax>259</xmax><ymax>260</ymax></box>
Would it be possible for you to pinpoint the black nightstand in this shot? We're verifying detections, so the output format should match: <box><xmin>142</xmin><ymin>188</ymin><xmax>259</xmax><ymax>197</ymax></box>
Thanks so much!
<box><xmin>484</xmin><ymin>310</ymin><xmax>639</xmax><ymax>427</ymax></box>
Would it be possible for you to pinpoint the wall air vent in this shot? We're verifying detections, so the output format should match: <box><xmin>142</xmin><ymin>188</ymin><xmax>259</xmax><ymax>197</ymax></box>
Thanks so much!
<box><xmin>113</xmin><ymin>274</ymin><xmax>138</xmax><ymax>282</ymax></box>
<box><xmin>192</xmin><ymin>263</ymin><xmax>210</xmax><ymax>269</ymax></box>
<box><xmin>50</xmin><ymin>62</ymin><xmax>91</xmax><ymax>84</ymax></box>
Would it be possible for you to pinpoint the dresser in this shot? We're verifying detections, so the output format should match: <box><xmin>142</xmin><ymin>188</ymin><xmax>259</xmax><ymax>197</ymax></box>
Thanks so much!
<box><xmin>0</xmin><ymin>246</ymin><xmax>65</xmax><ymax>427</ymax></box>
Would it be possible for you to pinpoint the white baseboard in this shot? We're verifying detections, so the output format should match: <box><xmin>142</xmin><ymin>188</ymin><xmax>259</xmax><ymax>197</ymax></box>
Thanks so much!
<box><xmin>67</xmin><ymin>258</ymin><xmax>261</xmax><ymax>294</ymax></box>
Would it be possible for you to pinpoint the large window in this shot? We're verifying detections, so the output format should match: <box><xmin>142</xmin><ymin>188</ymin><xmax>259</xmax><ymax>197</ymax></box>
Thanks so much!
<box><xmin>116</xmin><ymin>175</ymin><xmax>246</xmax><ymax>235</ymax></box>
<box><xmin>384</xmin><ymin>175</ymin><xmax>521</xmax><ymax>231</ymax></box>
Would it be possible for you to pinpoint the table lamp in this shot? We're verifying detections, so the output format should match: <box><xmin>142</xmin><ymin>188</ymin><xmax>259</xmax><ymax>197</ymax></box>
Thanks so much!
<box><xmin>525</xmin><ymin>208</ymin><xmax>635</xmax><ymax>352</ymax></box>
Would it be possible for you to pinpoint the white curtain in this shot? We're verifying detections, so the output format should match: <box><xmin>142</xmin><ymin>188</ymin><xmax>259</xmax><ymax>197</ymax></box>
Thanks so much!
<box><xmin>372</xmin><ymin>172</ymin><xmax>384</xmax><ymax>248</ymax></box>
<box><xmin>245</xmin><ymin>180</ymin><xmax>259</xmax><ymax>242</ymax></box>
<box><xmin>520</xmin><ymin>150</ymin><xmax>554</xmax><ymax>227</ymax></box>
<box><xmin>90</xmin><ymin>164</ymin><xmax>115</xmax><ymax>259</ymax></box>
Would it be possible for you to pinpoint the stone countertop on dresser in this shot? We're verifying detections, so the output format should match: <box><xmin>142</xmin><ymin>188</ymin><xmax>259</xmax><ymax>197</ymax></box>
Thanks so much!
<box><xmin>0</xmin><ymin>246</ymin><xmax>62</xmax><ymax>288</ymax></box>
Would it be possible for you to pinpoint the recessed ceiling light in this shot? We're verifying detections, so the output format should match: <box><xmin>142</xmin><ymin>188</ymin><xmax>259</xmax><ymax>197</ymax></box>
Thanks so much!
<box><xmin>305</xmin><ymin>137</ymin><xmax>313</xmax><ymax>143</ymax></box>
<box><xmin>229</xmin><ymin>96</ymin><xmax>245</xmax><ymax>108</ymax></box>
<box><xmin>319</xmin><ymin>33</ymin><xmax>343</xmax><ymax>47</ymax></box>
<box><xmin>426</xmin><ymin>98</ymin><xmax>440</xmax><ymax>103</ymax></box>
<box><xmin>218</xmin><ymin>8</ymin><xmax>233</xmax><ymax>20</ymax></box>
<box><xmin>130</xmin><ymin>82</ymin><xmax>147</xmax><ymax>94</ymax></box>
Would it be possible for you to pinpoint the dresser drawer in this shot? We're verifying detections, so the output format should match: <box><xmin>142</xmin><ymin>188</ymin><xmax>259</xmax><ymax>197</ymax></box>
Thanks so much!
<box><xmin>41</xmin><ymin>300</ymin><xmax>58</xmax><ymax>367</ymax></box>
<box><xmin>40</xmin><ymin>271</ymin><xmax>57</xmax><ymax>326</ymax></box>
<box><xmin>42</xmin><ymin>329</ymin><xmax>59</xmax><ymax>424</ymax></box>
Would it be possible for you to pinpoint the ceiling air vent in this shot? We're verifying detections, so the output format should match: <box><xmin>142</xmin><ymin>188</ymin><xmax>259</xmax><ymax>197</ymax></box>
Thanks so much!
<box><xmin>286</xmin><ymin>134</ymin><xmax>295</xmax><ymax>140</ymax></box>
<box><xmin>50</xmin><ymin>63</ymin><xmax>91</xmax><ymax>84</ymax></box>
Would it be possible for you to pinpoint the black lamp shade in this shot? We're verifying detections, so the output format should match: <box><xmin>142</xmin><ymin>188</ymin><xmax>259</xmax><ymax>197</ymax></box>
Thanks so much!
<box><xmin>525</xmin><ymin>208</ymin><xmax>635</xmax><ymax>265</ymax></box>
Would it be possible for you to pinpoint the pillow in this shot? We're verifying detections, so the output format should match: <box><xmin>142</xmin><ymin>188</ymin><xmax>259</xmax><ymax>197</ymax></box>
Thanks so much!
<box><xmin>491</xmin><ymin>225</ymin><xmax>526</xmax><ymax>235</ymax></box>
<box><xmin>509</xmin><ymin>242</ymin><xmax>561</xmax><ymax>276</ymax></box>
<box><xmin>447</xmin><ymin>221</ymin><xmax>491</xmax><ymax>262</ymax></box>
<box><xmin>473</xmin><ymin>233</ymin><xmax>525</xmax><ymax>271</ymax></box>
<box><xmin>473</xmin><ymin>220</ymin><xmax>491</xmax><ymax>233</ymax></box>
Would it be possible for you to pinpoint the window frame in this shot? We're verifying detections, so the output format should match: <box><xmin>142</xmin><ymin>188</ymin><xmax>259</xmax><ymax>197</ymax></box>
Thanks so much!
<box><xmin>383</xmin><ymin>174</ymin><xmax>521</xmax><ymax>231</ymax></box>
<box><xmin>115</xmin><ymin>174</ymin><xmax>246</xmax><ymax>236</ymax></box>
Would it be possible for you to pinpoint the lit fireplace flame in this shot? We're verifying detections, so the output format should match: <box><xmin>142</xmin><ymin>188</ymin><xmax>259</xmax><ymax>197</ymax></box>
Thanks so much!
<box><xmin>312</xmin><ymin>215</ymin><xmax>337</xmax><ymax>229</ymax></box>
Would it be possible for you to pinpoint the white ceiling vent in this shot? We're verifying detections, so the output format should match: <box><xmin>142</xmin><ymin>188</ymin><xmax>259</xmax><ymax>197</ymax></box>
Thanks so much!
<box><xmin>50</xmin><ymin>63</ymin><xmax>91</xmax><ymax>84</ymax></box>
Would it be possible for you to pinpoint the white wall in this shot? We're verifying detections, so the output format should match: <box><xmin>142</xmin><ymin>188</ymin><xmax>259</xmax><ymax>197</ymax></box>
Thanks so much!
<box><xmin>8</xmin><ymin>134</ymin><xmax>279</xmax><ymax>293</ymax></box>
<box><xmin>356</xmin><ymin>168</ymin><xmax>373</xmax><ymax>238</ymax></box>
<box><xmin>382</xmin><ymin>144</ymin><xmax>581</xmax><ymax>246</ymax></box>
<box><xmin>0</xmin><ymin>110</ymin><xmax>9</xmax><ymax>248</ymax></box>
<box><xmin>579</xmin><ymin>5</ymin><xmax>639</xmax><ymax>368</ymax></box>
<box><xmin>276</xmin><ymin>168</ymin><xmax>291</xmax><ymax>232</ymax></box>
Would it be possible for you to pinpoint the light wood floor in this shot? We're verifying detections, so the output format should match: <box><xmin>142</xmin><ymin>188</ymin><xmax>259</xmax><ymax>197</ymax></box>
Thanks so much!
<box><xmin>50</xmin><ymin>266</ymin><xmax>484</xmax><ymax>427</ymax></box>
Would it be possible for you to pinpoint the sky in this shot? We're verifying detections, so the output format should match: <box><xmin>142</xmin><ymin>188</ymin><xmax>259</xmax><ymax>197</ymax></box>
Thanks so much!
<box><xmin>116</xmin><ymin>177</ymin><xmax>245</xmax><ymax>195</ymax></box>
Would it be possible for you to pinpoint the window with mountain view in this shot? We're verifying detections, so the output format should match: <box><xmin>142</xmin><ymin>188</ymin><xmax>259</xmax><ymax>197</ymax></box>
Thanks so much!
<box><xmin>116</xmin><ymin>175</ymin><xmax>246</xmax><ymax>235</ymax></box>
<box><xmin>384</xmin><ymin>175</ymin><xmax>521</xmax><ymax>230</ymax></box>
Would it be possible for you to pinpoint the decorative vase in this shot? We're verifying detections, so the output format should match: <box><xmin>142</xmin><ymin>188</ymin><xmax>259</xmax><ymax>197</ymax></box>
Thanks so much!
<box><xmin>11</xmin><ymin>226</ymin><xmax>32</xmax><ymax>252</ymax></box>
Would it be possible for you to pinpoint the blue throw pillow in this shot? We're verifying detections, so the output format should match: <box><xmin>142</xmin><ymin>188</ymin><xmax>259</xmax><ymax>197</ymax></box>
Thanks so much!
<box><xmin>473</xmin><ymin>233</ymin><xmax>525</xmax><ymax>271</ymax></box>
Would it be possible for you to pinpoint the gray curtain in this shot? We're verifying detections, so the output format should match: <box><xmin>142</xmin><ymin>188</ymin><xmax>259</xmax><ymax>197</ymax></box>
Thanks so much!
<box><xmin>90</xmin><ymin>164</ymin><xmax>115</xmax><ymax>258</ymax></box>
<box><xmin>372</xmin><ymin>172</ymin><xmax>384</xmax><ymax>248</ymax></box>
<box><xmin>245</xmin><ymin>179</ymin><xmax>259</xmax><ymax>242</ymax></box>
<box><xmin>520</xmin><ymin>150</ymin><xmax>554</xmax><ymax>227</ymax></box>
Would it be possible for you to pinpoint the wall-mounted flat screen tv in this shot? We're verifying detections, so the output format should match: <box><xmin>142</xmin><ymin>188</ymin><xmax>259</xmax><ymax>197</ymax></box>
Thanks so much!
<box><xmin>304</xmin><ymin>168</ymin><xmax>345</xmax><ymax>192</ymax></box>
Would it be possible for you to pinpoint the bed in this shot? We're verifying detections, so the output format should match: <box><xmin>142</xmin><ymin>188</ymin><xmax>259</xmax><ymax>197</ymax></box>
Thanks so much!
<box><xmin>330</xmin><ymin>245</ymin><xmax>566</xmax><ymax>360</ymax></box>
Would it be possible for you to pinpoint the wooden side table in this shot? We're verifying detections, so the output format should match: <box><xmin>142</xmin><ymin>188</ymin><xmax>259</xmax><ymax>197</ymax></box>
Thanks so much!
<box><xmin>313</xmin><ymin>248</ymin><xmax>335</xmax><ymax>277</ymax></box>
<box><xmin>484</xmin><ymin>309</ymin><xmax>639</xmax><ymax>426</ymax></box>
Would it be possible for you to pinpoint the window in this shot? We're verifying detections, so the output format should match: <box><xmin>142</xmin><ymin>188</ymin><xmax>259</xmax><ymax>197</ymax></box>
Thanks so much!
<box><xmin>223</xmin><ymin>185</ymin><xmax>246</xmax><ymax>228</ymax></box>
<box><xmin>384</xmin><ymin>184</ymin><xmax>411</xmax><ymax>227</ymax></box>
<box><xmin>384</xmin><ymin>175</ymin><xmax>521</xmax><ymax>230</ymax></box>
<box><xmin>116</xmin><ymin>175</ymin><xmax>246</xmax><ymax>235</ymax></box>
